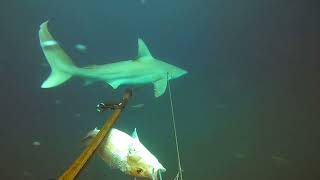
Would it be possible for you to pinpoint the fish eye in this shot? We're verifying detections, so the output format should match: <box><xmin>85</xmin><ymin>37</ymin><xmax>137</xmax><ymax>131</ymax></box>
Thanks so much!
<box><xmin>136</xmin><ymin>168</ymin><xmax>143</xmax><ymax>174</ymax></box>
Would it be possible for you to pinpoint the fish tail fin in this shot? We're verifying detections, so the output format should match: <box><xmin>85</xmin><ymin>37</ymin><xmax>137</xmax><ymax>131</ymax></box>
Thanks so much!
<box><xmin>41</xmin><ymin>70</ymin><xmax>73</xmax><ymax>88</ymax></box>
<box><xmin>81</xmin><ymin>127</ymin><xmax>100</xmax><ymax>145</ymax></box>
<box><xmin>39</xmin><ymin>21</ymin><xmax>77</xmax><ymax>88</ymax></box>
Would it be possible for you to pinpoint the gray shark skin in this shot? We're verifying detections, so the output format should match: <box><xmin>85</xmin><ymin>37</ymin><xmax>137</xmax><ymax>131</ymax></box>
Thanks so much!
<box><xmin>39</xmin><ymin>21</ymin><xmax>187</xmax><ymax>97</ymax></box>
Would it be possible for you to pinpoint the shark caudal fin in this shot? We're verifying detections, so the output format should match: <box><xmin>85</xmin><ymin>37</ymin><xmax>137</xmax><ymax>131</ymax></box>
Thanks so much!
<box><xmin>39</xmin><ymin>21</ymin><xmax>77</xmax><ymax>88</ymax></box>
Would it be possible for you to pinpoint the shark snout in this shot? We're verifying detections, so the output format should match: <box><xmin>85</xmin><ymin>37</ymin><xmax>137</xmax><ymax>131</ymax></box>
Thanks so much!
<box><xmin>168</xmin><ymin>67</ymin><xmax>188</xmax><ymax>80</ymax></box>
<box><xmin>175</xmin><ymin>68</ymin><xmax>188</xmax><ymax>79</ymax></box>
<box><xmin>180</xmin><ymin>69</ymin><xmax>188</xmax><ymax>76</ymax></box>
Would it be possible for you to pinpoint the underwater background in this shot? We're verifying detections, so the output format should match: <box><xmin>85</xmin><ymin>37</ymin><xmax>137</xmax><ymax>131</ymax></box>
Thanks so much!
<box><xmin>0</xmin><ymin>0</ymin><xmax>319</xmax><ymax>179</ymax></box>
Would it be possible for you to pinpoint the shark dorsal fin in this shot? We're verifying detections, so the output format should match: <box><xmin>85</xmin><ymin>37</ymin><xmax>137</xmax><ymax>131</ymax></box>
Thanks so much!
<box><xmin>153</xmin><ymin>78</ymin><xmax>168</xmax><ymax>97</ymax></box>
<box><xmin>131</xmin><ymin>128</ymin><xmax>140</xmax><ymax>141</ymax></box>
<box><xmin>138</xmin><ymin>38</ymin><xmax>153</xmax><ymax>59</ymax></box>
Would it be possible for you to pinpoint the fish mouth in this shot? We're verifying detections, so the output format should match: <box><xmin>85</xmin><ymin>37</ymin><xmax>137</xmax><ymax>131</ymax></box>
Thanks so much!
<box><xmin>158</xmin><ymin>167</ymin><xmax>166</xmax><ymax>173</ymax></box>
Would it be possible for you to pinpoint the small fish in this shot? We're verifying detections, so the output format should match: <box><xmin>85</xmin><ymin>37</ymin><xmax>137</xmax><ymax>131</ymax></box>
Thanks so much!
<box><xmin>74</xmin><ymin>44</ymin><xmax>87</xmax><ymax>52</ymax></box>
<box><xmin>131</xmin><ymin>104</ymin><xmax>145</xmax><ymax>108</ymax></box>
<box><xmin>32</xmin><ymin>141</ymin><xmax>40</xmax><ymax>146</ymax></box>
<box><xmin>140</xmin><ymin>0</ymin><xmax>146</xmax><ymax>4</ymax></box>
<box><xmin>82</xmin><ymin>127</ymin><xmax>166</xmax><ymax>179</ymax></box>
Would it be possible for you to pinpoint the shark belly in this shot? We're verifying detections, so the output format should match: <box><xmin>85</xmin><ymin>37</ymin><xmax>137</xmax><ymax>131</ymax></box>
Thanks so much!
<box><xmin>74</xmin><ymin>62</ymin><xmax>162</xmax><ymax>88</ymax></box>
<box><xmin>114</xmin><ymin>74</ymin><xmax>159</xmax><ymax>85</ymax></box>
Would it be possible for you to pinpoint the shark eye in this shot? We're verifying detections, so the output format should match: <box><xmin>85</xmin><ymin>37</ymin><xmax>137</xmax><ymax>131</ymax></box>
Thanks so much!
<box><xmin>137</xmin><ymin>168</ymin><xmax>143</xmax><ymax>174</ymax></box>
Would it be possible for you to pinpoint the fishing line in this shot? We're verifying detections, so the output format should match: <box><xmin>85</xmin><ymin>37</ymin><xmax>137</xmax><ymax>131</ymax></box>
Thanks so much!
<box><xmin>174</xmin><ymin>171</ymin><xmax>180</xmax><ymax>180</ymax></box>
<box><xmin>167</xmin><ymin>73</ymin><xmax>183</xmax><ymax>180</ymax></box>
<box><xmin>158</xmin><ymin>170</ymin><xmax>163</xmax><ymax>180</ymax></box>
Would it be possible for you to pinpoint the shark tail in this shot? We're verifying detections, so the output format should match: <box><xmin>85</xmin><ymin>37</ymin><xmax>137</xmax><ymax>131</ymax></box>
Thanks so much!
<box><xmin>39</xmin><ymin>21</ymin><xmax>77</xmax><ymax>88</ymax></box>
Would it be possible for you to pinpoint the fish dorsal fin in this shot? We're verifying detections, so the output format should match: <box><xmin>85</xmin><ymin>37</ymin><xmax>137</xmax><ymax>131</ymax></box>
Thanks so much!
<box><xmin>153</xmin><ymin>78</ymin><xmax>168</xmax><ymax>97</ymax></box>
<box><xmin>137</xmin><ymin>38</ymin><xmax>153</xmax><ymax>59</ymax></box>
<box><xmin>131</xmin><ymin>128</ymin><xmax>140</xmax><ymax>141</ymax></box>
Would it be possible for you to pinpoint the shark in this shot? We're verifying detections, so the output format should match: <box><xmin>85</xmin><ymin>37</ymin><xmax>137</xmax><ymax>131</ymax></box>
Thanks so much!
<box><xmin>38</xmin><ymin>21</ymin><xmax>187</xmax><ymax>97</ymax></box>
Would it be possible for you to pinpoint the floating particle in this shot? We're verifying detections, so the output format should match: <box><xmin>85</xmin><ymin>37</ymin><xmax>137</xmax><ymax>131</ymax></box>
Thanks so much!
<box><xmin>55</xmin><ymin>99</ymin><xmax>61</xmax><ymax>104</ymax></box>
<box><xmin>32</xmin><ymin>141</ymin><xmax>40</xmax><ymax>146</ymax></box>
<box><xmin>215</xmin><ymin>104</ymin><xmax>227</xmax><ymax>109</ymax></box>
<box><xmin>131</xmin><ymin>104</ymin><xmax>145</xmax><ymax>108</ymax></box>
<box><xmin>75</xmin><ymin>44</ymin><xmax>87</xmax><ymax>52</ymax></box>
<box><xmin>234</xmin><ymin>153</ymin><xmax>245</xmax><ymax>159</ymax></box>
<box><xmin>272</xmin><ymin>156</ymin><xmax>289</xmax><ymax>163</ymax></box>
<box><xmin>41</xmin><ymin>62</ymin><xmax>49</xmax><ymax>68</ymax></box>
<box><xmin>140</xmin><ymin>0</ymin><xmax>146</xmax><ymax>4</ymax></box>
<box><xmin>23</xmin><ymin>170</ymin><xmax>33</xmax><ymax>177</ymax></box>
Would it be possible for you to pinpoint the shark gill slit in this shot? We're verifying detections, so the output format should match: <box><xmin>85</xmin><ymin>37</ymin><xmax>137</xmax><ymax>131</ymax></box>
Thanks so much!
<box><xmin>167</xmin><ymin>72</ymin><xmax>184</xmax><ymax>180</ymax></box>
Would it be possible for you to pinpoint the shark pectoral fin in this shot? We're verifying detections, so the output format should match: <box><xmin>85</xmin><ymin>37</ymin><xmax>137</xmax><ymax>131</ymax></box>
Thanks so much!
<box><xmin>137</xmin><ymin>38</ymin><xmax>153</xmax><ymax>58</ymax></box>
<box><xmin>153</xmin><ymin>78</ymin><xmax>167</xmax><ymax>97</ymax></box>
<box><xmin>108</xmin><ymin>81</ymin><xmax>121</xmax><ymax>89</ymax></box>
